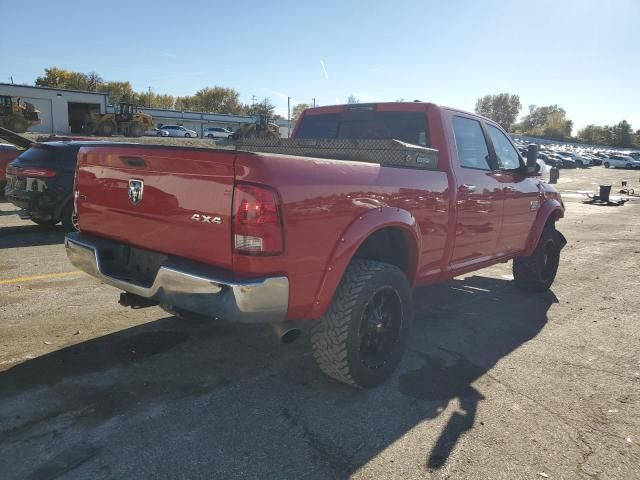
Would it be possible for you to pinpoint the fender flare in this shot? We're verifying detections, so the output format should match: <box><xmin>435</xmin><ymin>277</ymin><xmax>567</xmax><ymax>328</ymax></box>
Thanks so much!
<box><xmin>306</xmin><ymin>207</ymin><xmax>422</xmax><ymax>319</ymax></box>
<box><xmin>522</xmin><ymin>199</ymin><xmax>564</xmax><ymax>257</ymax></box>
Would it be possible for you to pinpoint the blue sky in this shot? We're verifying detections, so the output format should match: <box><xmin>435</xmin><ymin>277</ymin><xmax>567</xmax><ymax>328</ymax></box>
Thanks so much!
<box><xmin>3</xmin><ymin>0</ymin><xmax>639</xmax><ymax>131</ymax></box>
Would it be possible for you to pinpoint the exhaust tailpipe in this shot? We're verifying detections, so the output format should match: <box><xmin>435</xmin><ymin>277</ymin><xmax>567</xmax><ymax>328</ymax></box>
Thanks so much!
<box><xmin>272</xmin><ymin>321</ymin><xmax>301</xmax><ymax>344</ymax></box>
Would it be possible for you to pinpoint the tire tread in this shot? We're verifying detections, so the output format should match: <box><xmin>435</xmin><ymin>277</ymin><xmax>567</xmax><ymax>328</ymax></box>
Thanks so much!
<box><xmin>310</xmin><ymin>260</ymin><xmax>397</xmax><ymax>386</ymax></box>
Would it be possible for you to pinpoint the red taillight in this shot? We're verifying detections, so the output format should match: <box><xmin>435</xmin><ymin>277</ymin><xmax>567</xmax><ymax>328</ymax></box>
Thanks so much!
<box><xmin>6</xmin><ymin>166</ymin><xmax>57</xmax><ymax>178</ymax></box>
<box><xmin>232</xmin><ymin>183</ymin><xmax>284</xmax><ymax>255</ymax></box>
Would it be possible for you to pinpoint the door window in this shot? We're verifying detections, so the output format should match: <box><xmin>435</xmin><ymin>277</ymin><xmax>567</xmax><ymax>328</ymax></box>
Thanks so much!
<box><xmin>452</xmin><ymin>116</ymin><xmax>491</xmax><ymax>170</ymax></box>
<box><xmin>487</xmin><ymin>125</ymin><xmax>521</xmax><ymax>170</ymax></box>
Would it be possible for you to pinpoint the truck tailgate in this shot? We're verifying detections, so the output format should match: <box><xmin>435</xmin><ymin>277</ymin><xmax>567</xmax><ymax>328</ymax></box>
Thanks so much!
<box><xmin>75</xmin><ymin>145</ymin><xmax>236</xmax><ymax>270</ymax></box>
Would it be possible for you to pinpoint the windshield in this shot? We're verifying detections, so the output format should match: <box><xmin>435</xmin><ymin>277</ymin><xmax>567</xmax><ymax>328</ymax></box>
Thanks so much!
<box><xmin>295</xmin><ymin>110</ymin><xmax>429</xmax><ymax>147</ymax></box>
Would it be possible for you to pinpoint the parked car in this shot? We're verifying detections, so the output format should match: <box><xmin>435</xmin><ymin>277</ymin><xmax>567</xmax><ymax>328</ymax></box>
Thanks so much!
<box><xmin>582</xmin><ymin>153</ymin><xmax>602</xmax><ymax>166</ymax></box>
<box><xmin>0</xmin><ymin>143</ymin><xmax>21</xmax><ymax>191</ymax></box>
<box><xmin>67</xmin><ymin>102</ymin><xmax>566</xmax><ymax>388</ymax></box>
<box><xmin>603</xmin><ymin>155</ymin><xmax>640</xmax><ymax>169</ymax></box>
<box><xmin>144</xmin><ymin>128</ymin><xmax>169</xmax><ymax>137</ymax></box>
<box><xmin>537</xmin><ymin>152</ymin><xmax>559</xmax><ymax>168</ymax></box>
<box><xmin>566</xmin><ymin>153</ymin><xmax>593</xmax><ymax>167</ymax></box>
<box><xmin>203</xmin><ymin>127</ymin><xmax>234</xmax><ymax>139</ymax></box>
<box><xmin>548</xmin><ymin>153</ymin><xmax>574</xmax><ymax>168</ymax></box>
<box><xmin>158</xmin><ymin>125</ymin><xmax>198</xmax><ymax>138</ymax></box>
<box><xmin>4</xmin><ymin>141</ymin><xmax>109</xmax><ymax>231</ymax></box>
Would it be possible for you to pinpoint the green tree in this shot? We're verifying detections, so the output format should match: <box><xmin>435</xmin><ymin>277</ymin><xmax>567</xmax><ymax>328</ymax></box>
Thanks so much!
<box><xmin>474</xmin><ymin>93</ymin><xmax>521</xmax><ymax>130</ymax></box>
<box><xmin>578</xmin><ymin>121</ymin><xmax>635</xmax><ymax>147</ymax></box>
<box><xmin>195</xmin><ymin>86</ymin><xmax>244</xmax><ymax>114</ymax></box>
<box><xmin>133</xmin><ymin>92</ymin><xmax>175</xmax><ymax>109</ymax></box>
<box><xmin>243</xmin><ymin>97</ymin><xmax>275</xmax><ymax>116</ymax></box>
<box><xmin>98</xmin><ymin>81</ymin><xmax>134</xmax><ymax>104</ymax></box>
<box><xmin>291</xmin><ymin>103</ymin><xmax>310</xmax><ymax>120</ymax></box>
<box><xmin>611</xmin><ymin>120</ymin><xmax>633</xmax><ymax>148</ymax></box>
<box><xmin>35</xmin><ymin>67</ymin><xmax>102</xmax><ymax>91</ymax></box>
<box><xmin>347</xmin><ymin>95</ymin><xmax>360</xmax><ymax>104</ymax></box>
<box><xmin>517</xmin><ymin>104</ymin><xmax>573</xmax><ymax>140</ymax></box>
<box><xmin>578</xmin><ymin>124</ymin><xmax>604</xmax><ymax>144</ymax></box>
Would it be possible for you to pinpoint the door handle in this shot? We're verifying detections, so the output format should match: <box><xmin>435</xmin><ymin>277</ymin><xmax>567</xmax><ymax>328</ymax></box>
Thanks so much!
<box><xmin>459</xmin><ymin>183</ymin><xmax>476</xmax><ymax>193</ymax></box>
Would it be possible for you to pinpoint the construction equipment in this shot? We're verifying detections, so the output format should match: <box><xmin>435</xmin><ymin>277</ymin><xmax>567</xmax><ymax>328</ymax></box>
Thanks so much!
<box><xmin>85</xmin><ymin>102</ymin><xmax>153</xmax><ymax>137</ymax></box>
<box><xmin>232</xmin><ymin>114</ymin><xmax>280</xmax><ymax>141</ymax></box>
<box><xmin>0</xmin><ymin>96</ymin><xmax>40</xmax><ymax>133</ymax></box>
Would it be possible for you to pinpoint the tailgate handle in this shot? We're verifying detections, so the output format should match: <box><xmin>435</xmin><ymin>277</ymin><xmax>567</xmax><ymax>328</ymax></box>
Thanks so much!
<box><xmin>121</xmin><ymin>156</ymin><xmax>146</xmax><ymax>168</ymax></box>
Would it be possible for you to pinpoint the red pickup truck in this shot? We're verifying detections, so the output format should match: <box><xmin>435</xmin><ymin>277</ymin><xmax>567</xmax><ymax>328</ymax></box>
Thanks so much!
<box><xmin>65</xmin><ymin>102</ymin><xmax>565</xmax><ymax>388</ymax></box>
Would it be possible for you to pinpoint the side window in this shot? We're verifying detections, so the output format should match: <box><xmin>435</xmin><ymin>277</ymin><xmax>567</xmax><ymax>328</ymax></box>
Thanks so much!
<box><xmin>487</xmin><ymin>125</ymin><xmax>521</xmax><ymax>170</ymax></box>
<box><xmin>452</xmin><ymin>116</ymin><xmax>491</xmax><ymax>170</ymax></box>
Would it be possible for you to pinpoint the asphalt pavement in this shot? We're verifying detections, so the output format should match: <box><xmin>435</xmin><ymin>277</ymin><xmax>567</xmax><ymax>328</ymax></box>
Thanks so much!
<box><xmin>1</xmin><ymin>167</ymin><xmax>639</xmax><ymax>479</ymax></box>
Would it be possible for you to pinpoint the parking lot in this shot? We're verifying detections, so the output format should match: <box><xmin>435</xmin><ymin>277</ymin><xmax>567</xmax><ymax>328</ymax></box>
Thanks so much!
<box><xmin>1</xmin><ymin>167</ymin><xmax>639</xmax><ymax>479</ymax></box>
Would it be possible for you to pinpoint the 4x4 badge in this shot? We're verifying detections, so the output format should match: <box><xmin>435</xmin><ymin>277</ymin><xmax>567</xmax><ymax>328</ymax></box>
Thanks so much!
<box><xmin>128</xmin><ymin>179</ymin><xmax>144</xmax><ymax>205</ymax></box>
<box><xmin>191</xmin><ymin>213</ymin><xmax>222</xmax><ymax>224</ymax></box>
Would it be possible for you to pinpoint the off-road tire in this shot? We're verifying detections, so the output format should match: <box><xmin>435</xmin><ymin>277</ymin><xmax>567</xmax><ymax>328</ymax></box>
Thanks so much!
<box><xmin>310</xmin><ymin>260</ymin><xmax>413</xmax><ymax>388</ymax></box>
<box><xmin>513</xmin><ymin>227</ymin><xmax>563</xmax><ymax>292</ymax></box>
<box><xmin>129</xmin><ymin>122</ymin><xmax>143</xmax><ymax>137</ymax></box>
<box><xmin>98</xmin><ymin>122</ymin><xmax>115</xmax><ymax>137</ymax></box>
<box><xmin>7</xmin><ymin>117</ymin><xmax>28</xmax><ymax>133</ymax></box>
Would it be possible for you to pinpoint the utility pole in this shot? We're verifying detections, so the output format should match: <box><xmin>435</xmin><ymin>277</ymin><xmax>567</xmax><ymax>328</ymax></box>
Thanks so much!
<box><xmin>251</xmin><ymin>95</ymin><xmax>257</xmax><ymax>107</ymax></box>
<box><xmin>287</xmin><ymin>96</ymin><xmax>291</xmax><ymax>138</ymax></box>
<box><xmin>147</xmin><ymin>86</ymin><xmax>152</xmax><ymax>108</ymax></box>
<box><xmin>10</xmin><ymin>76</ymin><xmax>14</xmax><ymax>84</ymax></box>
<box><xmin>312</xmin><ymin>97</ymin><xmax>316</xmax><ymax>108</ymax></box>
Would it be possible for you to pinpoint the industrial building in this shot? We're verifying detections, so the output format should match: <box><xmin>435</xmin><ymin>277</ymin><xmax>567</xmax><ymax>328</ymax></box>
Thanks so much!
<box><xmin>0</xmin><ymin>83</ymin><xmax>108</xmax><ymax>134</ymax></box>
<box><xmin>0</xmin><ymin>83</ymin><xmax>292</xmax><ymax>137</ymax></box>
<box><xmin>107</xmin><ymin>106</ymin><xmax>292</xmax><ymax>138</ymax></box>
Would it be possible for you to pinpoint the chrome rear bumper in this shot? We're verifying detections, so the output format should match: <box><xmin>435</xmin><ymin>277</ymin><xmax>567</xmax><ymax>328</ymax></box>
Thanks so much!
<box><xmin>64</xmin><ymin>233</ymin><xmax>289</xmax><ymax>323</ymax></box>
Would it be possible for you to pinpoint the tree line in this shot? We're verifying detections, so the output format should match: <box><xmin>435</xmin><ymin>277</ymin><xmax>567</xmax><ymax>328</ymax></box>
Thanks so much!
<box><xmin>31</xmin><ymin>68</ymin><xmax>637</xmax><ymax>147</ymax></box>
<box><xmin>474</xmin><ymin>93</ymin><xmax>639</xmax><ymax>148</ymax></box>
<box><xmin>34</xmin><ymin>67</ymin><xmax>277</xmax><ymax>117</ymax></box>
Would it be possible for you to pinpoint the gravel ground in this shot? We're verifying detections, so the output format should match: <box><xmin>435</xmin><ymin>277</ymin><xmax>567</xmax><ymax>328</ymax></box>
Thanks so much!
<box><xmin>0</xmin><ymin>166</ymin><xmax>639</xmax><ymax>479</ymax></box>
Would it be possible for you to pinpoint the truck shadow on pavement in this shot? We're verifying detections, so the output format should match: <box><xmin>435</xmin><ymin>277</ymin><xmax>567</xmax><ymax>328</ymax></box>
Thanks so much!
<box><xmin>0</xmin><ymin>275</ymin><xmax>557</xmax><ymax>479</ymax></box>
<box><xmin>0</xmin><ymin>224</ymin><xmax>66</xmax><ymax>249</ymax></box>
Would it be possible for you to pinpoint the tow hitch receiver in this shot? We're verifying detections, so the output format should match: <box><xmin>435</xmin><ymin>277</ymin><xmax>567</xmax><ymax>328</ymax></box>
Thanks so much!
<box><xmin>119</xmin><ymin>292</ymin><xmax>158</xmax><ymax>309</ymax></box>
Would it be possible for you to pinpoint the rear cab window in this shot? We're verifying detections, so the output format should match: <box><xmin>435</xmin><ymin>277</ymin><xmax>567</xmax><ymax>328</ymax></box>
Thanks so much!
<box><xmin>295</xmin><ymin>109</ymin><xmax>429</xmax><ymax>147</ymax></box>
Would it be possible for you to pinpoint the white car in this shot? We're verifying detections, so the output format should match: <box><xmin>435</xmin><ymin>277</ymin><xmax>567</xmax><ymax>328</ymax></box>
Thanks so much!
<box><xmin>203</xmin><ymin>127</ymin><xmax>233</xmax><ymax>139</ymax></box>
<box><xmin>603</xmin><ymin>155</ymin><xmax>640</xmax><ymax>169</ymax></box>
<box><xmin>144</xmin><ymin>128</ymin><xmax>169</xmax><ymax>137</ymax></box>
<box><xmin>158</xmin><ymin>125</ymin><xmax>198</xmax><ymax>138</ymax></box>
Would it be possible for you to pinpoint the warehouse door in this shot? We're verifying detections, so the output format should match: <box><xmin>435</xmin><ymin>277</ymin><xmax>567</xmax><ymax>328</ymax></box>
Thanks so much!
<box><xmin>68</xmin><ymin>102</ymin><xmax>101</xmax><ymax>134</ymax></box>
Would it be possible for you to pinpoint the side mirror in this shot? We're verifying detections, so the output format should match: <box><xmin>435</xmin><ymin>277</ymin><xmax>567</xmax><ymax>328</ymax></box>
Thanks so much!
<box><xmin>526</xmin><ymin>144</ymin><xmax>539</xmax><ymax>176</ymax></box>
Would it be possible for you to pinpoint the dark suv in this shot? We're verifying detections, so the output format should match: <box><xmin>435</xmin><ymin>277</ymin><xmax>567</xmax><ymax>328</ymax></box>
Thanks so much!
<box><xmin>4</xmin><ymin>142</ymin><xmax>101</xmax><ymax>231</ymax></box>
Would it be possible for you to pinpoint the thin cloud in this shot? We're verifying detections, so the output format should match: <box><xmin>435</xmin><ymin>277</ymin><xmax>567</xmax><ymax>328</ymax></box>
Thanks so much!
<box><xmin>160</xmin><ymin>51</ymin><xmax>177</xmax><ymax>59</ymax></box>
<box><xmin>320</xmin><ymin>60</ymin><xmax>329</xmax><ymax>80</ymax></box>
